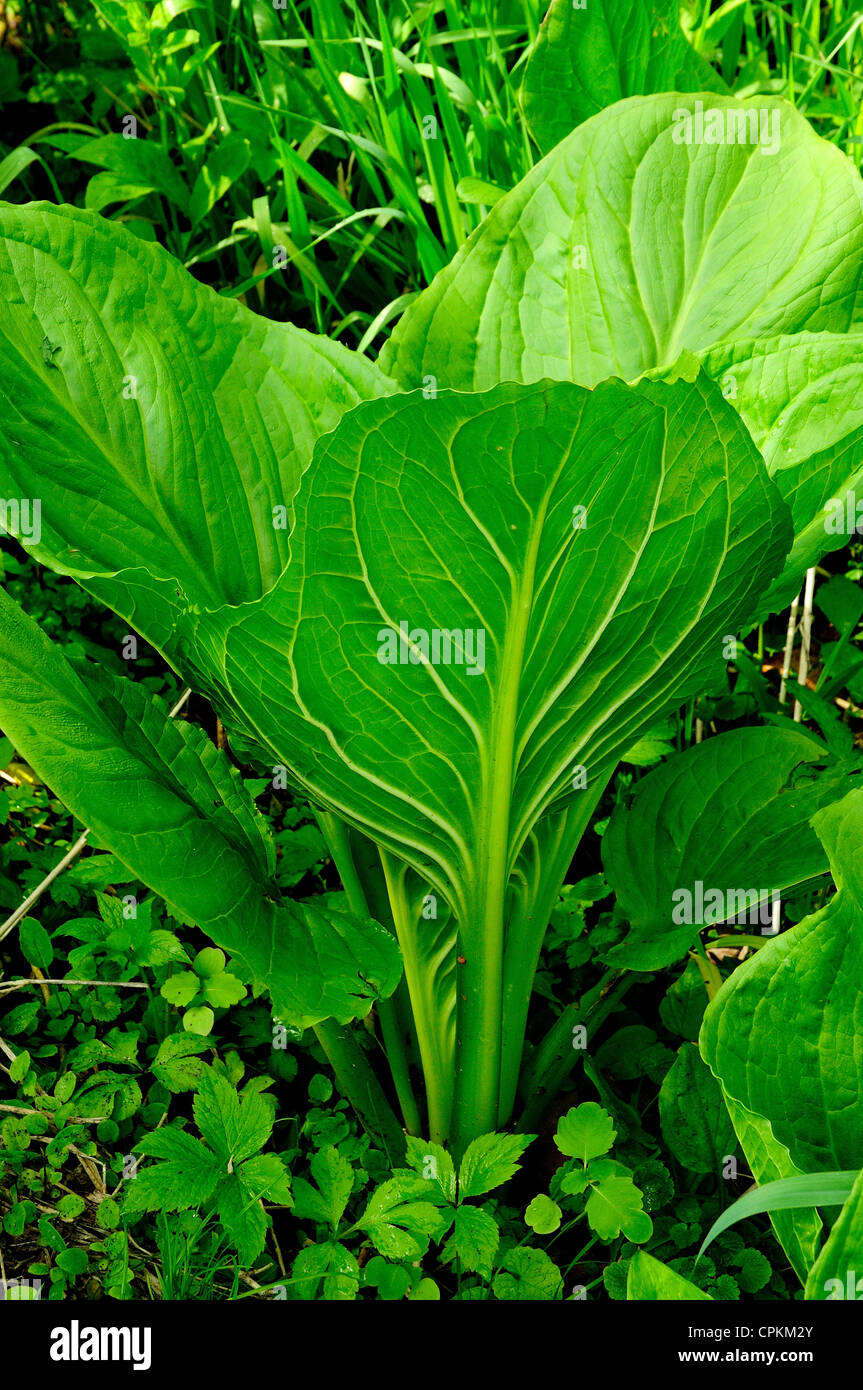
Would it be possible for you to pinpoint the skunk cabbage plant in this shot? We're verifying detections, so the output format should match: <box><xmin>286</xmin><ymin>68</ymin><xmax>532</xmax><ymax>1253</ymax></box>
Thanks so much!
<box><xmin>1</xmin><ymin>73</ymin><xmax>863</xmax><ymax>1179</ymax></box>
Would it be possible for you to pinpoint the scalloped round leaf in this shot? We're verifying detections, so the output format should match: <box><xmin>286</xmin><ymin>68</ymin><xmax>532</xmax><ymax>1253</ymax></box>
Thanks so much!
<box><xmin>183</xmin><ymin>1006</ymin><xmax>215</xmax><ymax>1036</ymax></box>
<box><xmin>525</xmin><ymin>1193</ymin><xmax>562</xmax><ymax>1235</ymax></box>
<box><xmin>554</xmin><ymin>1103</ymin><xmax>616</xmax><ymax>1163</ymax></box>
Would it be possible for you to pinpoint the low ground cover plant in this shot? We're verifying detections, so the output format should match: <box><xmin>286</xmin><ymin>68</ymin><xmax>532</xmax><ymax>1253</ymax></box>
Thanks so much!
<box><xmin>1</xmin><ymin>0</ymin><xmax>863</xmax><ymax>1305</ymax></box>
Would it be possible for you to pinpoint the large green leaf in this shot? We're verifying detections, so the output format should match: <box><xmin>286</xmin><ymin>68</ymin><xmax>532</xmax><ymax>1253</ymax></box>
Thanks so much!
<box><xmin>701</xmin><ymin>788</ymin><xmax>863</xmax><ymax>1176</ymax></box>
<box><xmin>523</xmin><ymin>0</ymin><xmax>726</xmax><ymax>154</ymax></box>
<box><xmin>0</xmin><ymin>201</ymin><xmax>391</xmax><ymax>669</ymax></box>
<box><xmin>380</xmin><ymin>95</ymin><xmax>863</xmax><ymax>392</ymax></box>
<box><xmin>719</xmin><ymin>1095</ymin><xmax>822</xmax><ymax>1283</ymax></box>
<box><xmin>602</xmin><ymin>725</ymin><xmax>851</xmax><ymax>969</ymax></box>
<box><xmin>702</xmin><ymin>332</ymin><xmax>863</xmax><ymax>607</ymax></box>
<box><xmin>696</xmin><ymin>774</ymin><xmax>863</xmax><ymax>1282</ymax></box>
<box><xmin>0</xmin><ymin>587</ymin><xmax>402</xmax><ymax>1029</ymax></box>
<box><xmin>659</xmin><ymin>1043</ymin><xmax>735</xmax><ymax>1175</ymax></box>
<box><xmin>0</xmin><ymin>197</ymin><xmax>794</xmax><ymax>1145</ymax></box>
<box><xmin>193</xmin><ymin>374</ymin><xmax>790</xmax><ymax>915</ymax></box>
<box><xmin>187</xmin><ymin>372</ymin><xmax>789</xmax><ymax>1141</ymax></box>
<box><xmin>806</xmin><ymin>1167</ymin><xmax>863</xmax><ymax>1300</ymax></box>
